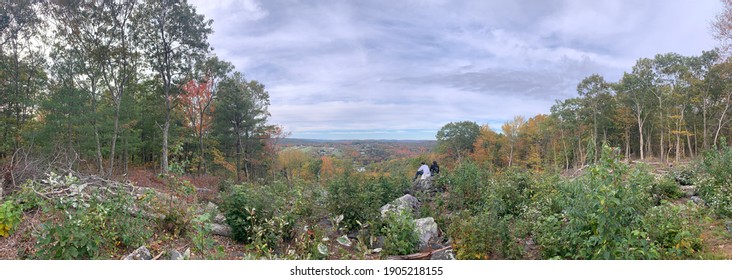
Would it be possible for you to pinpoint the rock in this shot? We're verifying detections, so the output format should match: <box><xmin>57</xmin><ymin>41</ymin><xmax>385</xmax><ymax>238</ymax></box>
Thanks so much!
<box><xmin>214</xmin><ymin>213</ymin><xmax>226</xmax><ymax>224</ymax></box>
<box><xmin>691</xmin><ymin>196</ymin><xmax>705</xmax><ymax>205</ymax></box>
<box><xmin>414</xmin><ymin>217</ymin><xmax>439</xmax><ymax>251</ymax></box>
<box><xmin>123</xmin><ymin>246</ymin><xmax>152</xmax><ymax>260</ymax></box>
<box><xmin>380</xmin><ymin>194</ymin><xmax>420</xmax><ymax>218</ymax></box>
<box><xmin>169</xmin><ymin>249</ymin><xmax>184</xmax><ymax>260</ymax></box>
<box><xmin>680</xmin><ymin>185</ymin><xmax>697</xmax><ymax>198</ymax></box>
<box><xmin>430</xmin><ymin>249</ymin><xmax>455</xmax><ymax>260</ymax></box>
<box><xmin>210</xmin><ymin>223</ymin><xmax>232</xmax><ymax>237</ymax></box>
<box><xmin>183</xmin><ymin>248</ymin><xmax>191</xmax><ymax>260</ymax></box>
<box><xmin>725</xmin><ymin>221</ymin><xmax>732</xmax><ymax>234</ymax></box>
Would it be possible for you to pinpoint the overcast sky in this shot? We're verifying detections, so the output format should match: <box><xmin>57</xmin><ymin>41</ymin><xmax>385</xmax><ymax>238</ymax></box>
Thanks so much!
<box><xmin>189</xmin><ymin>0</ymin><xmax>722</xmax><ymax>140</ymax></box>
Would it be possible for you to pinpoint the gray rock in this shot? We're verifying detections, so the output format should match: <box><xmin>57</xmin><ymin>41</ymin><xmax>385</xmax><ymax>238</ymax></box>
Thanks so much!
<box><xmin>414</xmin><ymin>217</ymin><xmax>439</xmax><ymax>251</ymax></box>
<box><xmin>680</xmin><ymin>185</ymin><xmax>697</xmax><ymax>197</ymax></box>
<box><xmin>380</xmin><ymin>194</ymin><xmax>420</xmax><ymax>218</ymax></box>
<box><xmin>123</xmin><ymin>246</ymin><xmax>152</xmax><ymax>260</ymax></box>
<box><xmin>210</xmin><ymin>223</ymin><xmax>232</xmax><ymax>237</ymax></box>
<box><xmin>691</xmin><ymin>196</ymin><xmax>705</xmax><ymax>205</ymax></box>
<box><xmin>214</xmin><ymin>213</ymin><xmax>226</xmax><ymax>224</ymax></box>
<box><xmin>725</xmin><ymin>221</ymin><xmax>732</xmax><ymax>234</ymax></box>
<box><xmin>430</xmin><ymin>249</ymin><xmax>455</xmax><ymax>260</ymax></box>
<box><xmin>169</xmin><ymin>249</ymin><xmax>184</xmax><ymax>260</ymax></box>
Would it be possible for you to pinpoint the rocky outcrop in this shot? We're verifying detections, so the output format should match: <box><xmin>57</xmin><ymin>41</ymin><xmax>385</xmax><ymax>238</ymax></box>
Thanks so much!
<box><xmin>380</xmin><ymin>194</ymin><xmax>420</xmax><ymax>218</ymax></box>
<box><xmin>414</xmin><ymin>217</ymin><xmax>439</xmax><ymax>251</ymax></box>
<box><xmin>123</xmin><ymin>246</ymin><xmax>152</xmax><ymax>260</ymax></box>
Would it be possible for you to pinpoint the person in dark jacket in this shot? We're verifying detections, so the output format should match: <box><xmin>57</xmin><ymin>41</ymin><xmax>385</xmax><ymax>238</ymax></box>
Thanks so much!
<box><xmin>430</xmin><ymin>161</ymin><xmax>440</xmax><ymax>175</ymax></box>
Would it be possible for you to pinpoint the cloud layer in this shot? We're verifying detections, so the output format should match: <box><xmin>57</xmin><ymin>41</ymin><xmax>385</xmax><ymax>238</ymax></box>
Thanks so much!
<box><xmin>190</xmin><ymin>0</ymin><xmax>721</xmax><ymax>140</ymax></box>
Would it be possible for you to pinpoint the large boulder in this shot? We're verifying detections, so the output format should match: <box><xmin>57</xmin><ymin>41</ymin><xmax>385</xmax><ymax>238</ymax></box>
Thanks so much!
<box><xmin>414</xmin><ymin>217</ymin><xmax>439</xmax><ymax>251</ymax></box>
<box><xmin>123</xmin><ymin>246</ymin><xmax>152</xmax><ymax>260</ymax></box>
<box><xmin>380</xmin><ymin>194</ymin><xmax>420</xmax><ymax>218</ymax></box>
<box><xmin>210</xmin><ymin>223</ymin><xmax>232</xmax><ymax>237</ymax></box>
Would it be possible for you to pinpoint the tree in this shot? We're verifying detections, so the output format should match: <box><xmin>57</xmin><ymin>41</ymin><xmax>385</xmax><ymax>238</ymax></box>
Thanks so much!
<box><xmin>436</xmin><ymin>121</ymin><xmax>480</xmax><ymax>160</ymax></box>
<box><xmin>472</xmin><ymin>124</ymin><xmax>503</xmax><ymax>167</ymax></box>
<box><xmin>213</xmin><ymin>72</ymin><xmax>271</xmax><ymax>181</ymax></box>
<box><xmin>577</xmin><ymin>74</ymin><xmax>611</xmax><ymax>162</ymax></box>
<box><xmin>135</xmin><ymin>0</ymin><xmax>212</xmax><ymax>174</ymax></box>
<box><xmin>501</xmin><ymin>116</ymin><xmax>525</xmax><ymax>167</ymax></box>
<box><xmin>49</xmin><ymin>0</ymin><xmax>140</xmax><ymax>177</ymax></box>
<box><xmin>0</xmin><ymin>0</ymin><xmax>44</xmax><ymax>157</ymax></box>
<box><xmin>180</xmin><ymin>56</ymin><xmax>233</xmax><ymax>175</ymax></box>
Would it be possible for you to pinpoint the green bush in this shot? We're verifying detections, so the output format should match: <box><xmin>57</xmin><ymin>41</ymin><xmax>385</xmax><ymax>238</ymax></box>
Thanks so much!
<box><xmin>35</xmin><ymin>193</ymin><xmax>153</xmax><ymax>259</ymax></box>
<box><xmin>641</xmin><ymin>202</ymin><xmax>703</xmax><ymax>259</ymax></box>
<box><xmin>651</xmin><ymin>176</ymin><xmax>684</xmax><ymax>201</ymax></box>
<box><xmin>326</xmin><ymin>173</ymin><xmax>407</xmax><ymax>231</ymax></box>
<box><xmin>220</xmin><ymin>182</ymin><xmax>294</xmax><ymax>247</ymax></box>
<box><xmin>380</xmin><ymin>211</ymin><xmax>419</xmax><ymax>256</ymax></box>
<box><xmin>697</xmin><ymin>144</ymin><xmax>732</xmax><ymax>217</ymax></box>
<box><xmin>534</xmin><ymin>145</ymin><xmax>656</xmax><ymax>259</ymax></box>
<box><xmin>0</xmin><ymin>200</ymin><xmax>22</xmax><ymax>237</ymax></box>
<box><xmin>438</xmin><ymin>161</ymin><xmax>488</xmax><ymax>212</ymax></box>
<box><xmin>448</xmin><ymin>210</ymin><xmax>527</xmax><ymax>259</ymax></box>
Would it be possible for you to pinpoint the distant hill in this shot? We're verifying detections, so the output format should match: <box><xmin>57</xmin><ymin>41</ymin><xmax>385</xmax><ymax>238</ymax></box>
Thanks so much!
<box><xmin>278</xmin><ymin>138</ymin><xmax>436</xmax><ymax>166</ymax></box>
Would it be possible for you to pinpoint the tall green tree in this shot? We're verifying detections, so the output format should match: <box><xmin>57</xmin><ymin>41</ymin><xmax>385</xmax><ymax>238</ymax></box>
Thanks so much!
<box><xmin>134</xmin><ymin>0</ymin><xmax>212</xmax><ymax>174</ymax></box>
<box><xmin>436</xmin><ymin>121</ymin><xmax>480</xmax><ymax>161</ymax></box>
<box><xmin>0</xmin><ymin>0</ymin><xmax>44</xmax><ymax>157</ymax></box>
<box><xmin>214</xmin><ymin>72</ymin><xmax>271</xmax><ymax>181</ymax></box>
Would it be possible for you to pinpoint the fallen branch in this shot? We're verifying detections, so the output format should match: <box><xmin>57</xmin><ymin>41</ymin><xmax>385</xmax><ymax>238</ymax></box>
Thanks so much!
<box><xmin>386</xmin><ymin>246</ymin><xmax>452</xmax><ymax>260</ymax></box>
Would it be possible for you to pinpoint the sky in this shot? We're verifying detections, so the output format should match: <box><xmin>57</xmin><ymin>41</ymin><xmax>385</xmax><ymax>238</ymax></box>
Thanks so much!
<box><xmin>189</xmin><ymin>0</ymin><xmax>722</xmax><ymax>140</ymax></box>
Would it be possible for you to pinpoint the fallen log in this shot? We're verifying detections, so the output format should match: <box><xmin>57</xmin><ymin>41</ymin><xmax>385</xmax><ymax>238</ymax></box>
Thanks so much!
<box><xmin>386</xmin><ymin>246</ymin><xmax>452</xmax><ymax>260</ymax></box>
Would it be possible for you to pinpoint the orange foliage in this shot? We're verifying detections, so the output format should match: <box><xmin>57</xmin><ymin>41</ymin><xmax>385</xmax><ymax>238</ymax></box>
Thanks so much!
<box><xmin>180</xmin><ymin>77</ymin><xmax>215</xmax><ymax>137</ymax></box>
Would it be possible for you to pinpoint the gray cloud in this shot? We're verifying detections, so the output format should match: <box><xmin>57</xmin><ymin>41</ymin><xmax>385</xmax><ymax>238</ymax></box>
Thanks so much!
<box><xmin>189</xmin><ymin>0</ymin><xmax>721</xmax><ymax>139</ymax></box>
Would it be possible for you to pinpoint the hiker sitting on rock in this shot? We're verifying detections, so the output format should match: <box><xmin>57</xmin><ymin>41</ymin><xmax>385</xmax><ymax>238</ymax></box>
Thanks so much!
<box><xmin>413</xmin><ymin>162</ymin><xmax>431</xmax><ymax>180</ymax></box>
<box><xmin>430</xmin><ymin>160</ymin><xmax>440</xmax><ymax>176</ymax></box>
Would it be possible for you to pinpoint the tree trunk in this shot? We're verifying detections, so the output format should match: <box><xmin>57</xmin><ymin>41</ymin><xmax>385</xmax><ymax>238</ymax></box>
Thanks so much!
<box><xmin>108</xmin><ymin>98</ymin><xmax>121</xmax><ymax>177</ymax></box>
<box><xmin>714</xmin><ymin>92</ymin><xmax>732</xmax><ymax>147</ymax></box>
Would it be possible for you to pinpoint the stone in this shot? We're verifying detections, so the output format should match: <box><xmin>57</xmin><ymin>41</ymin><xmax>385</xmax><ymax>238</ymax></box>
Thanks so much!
<box><xmin>169</xmin><ymin>249</ymin><xmax>184</xmax><ymax>260</ymax></box>
<box><xmin>430</xmin><ymin>249</ymin><xmax>455</xmax><ymax>260</ymax></box>
<box><xmin>210</xmin><ymin>223</ymin><xmax>232</xmax><ymax>237</ymax></box>
<box><xmin>691</xmin><ymin>196</ymin><xmax>705</xmax><ymax>205</ymax></box>
<box><xmin>214</xmin><ymin>213</ymin><xmax>226</xmax><ymax>224</ymax></box>
<box><xmin>380</xmin><ymin>194</ymin><xmax>420</xmax><ymax>218</ymax></box>
<box><xmin>680</xmin><ymin>185</ymin><xmax>697</xmax><ymax>198</ymax></box>
<box><xmin>183</xmin><ymin>248</ymin><xmax>191</xmax><ymax>260</ymax></box>
<box><xmin>414</xmin><ymin>217</ymin><xmax>439</xmax><ymax>251</ymax></box>
<box><xmin>123</xmin><ymin>246</ymin><xmax>152</xmax><ymax>260</ymax></box>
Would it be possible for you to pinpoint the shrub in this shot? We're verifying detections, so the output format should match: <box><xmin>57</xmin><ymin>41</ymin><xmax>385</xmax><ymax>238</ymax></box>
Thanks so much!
<box><xmin>641</xmin><ymin>202</ymin><xmax>703</xmax><ymax>259</ymax></box>
<box><xmin>380</xmin><ymin>211</ymin><xmax>419</xmax><ymax>256</ymax></box>
<box><xmin>326</xmin><ymin>173</ymin><xmax>407</xmax><ymax>231</ymax></box>
<box><xmin>0</xmin><ymin>200</ymin><xmax>22</xmax><ymax>237</ymax></box>
<box><xmin>220</xmin><ymin>182</ymin><xmax>294</xmax><ymax>247</ymax></box>
<box><xmin>448</xmin><ymin>210</ymin><xmax>527</xmax><ymax>259</ymax></box>
<box><xmin>696</xmin><ymin>144</ymin><xmax>732</xmax><ymax>218</ymax></box>
<box><xmin>651</xmin><ymin>176</ymin><xmax>684</xmax><ymax>201</ymax></box>
<box><xmin>533</xmin><ymin>145</ymin><xmax>656</xmax><ymax>259</ymax></box>
<box><xmin>438</xmin><ymin>161</ymin><xmax>488</xmax><ymax>212</ymax></box>
<box><xmin>35</xmin><ymin>193</ymin><xmax>153</xmax><ymax>259</ymax></box>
